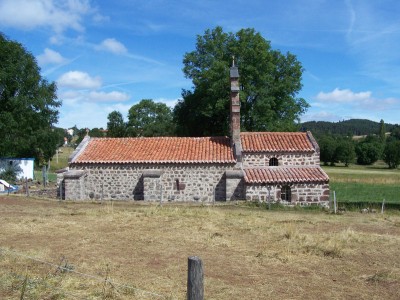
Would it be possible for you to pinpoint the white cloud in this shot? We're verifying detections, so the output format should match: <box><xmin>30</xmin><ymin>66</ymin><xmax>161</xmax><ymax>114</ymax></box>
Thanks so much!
<box><xmin>57</xmin><ymin>71</ymin><xmax>102</xmax><ymax>89</ymax></box>
<box><xmin>92</xmin><ymin>13</ymin><xmax>110</xmax><ymax>23</ymax></box>
<box><xmin>301</xmin><ymin>111</ymin><xmax>342</xmax><ymax>123</ymax></box>
<box><xmin>315</xmin><ymin>88</ymin><xmax>371</xmax><ymax>103</ymax></box>
<box><xmin>154</xmin><ymin>97</ymin><xmax>179</xmax><ymax>108</ymax></box>
<box><xmin>96</xmin><ymin>38</ymin><xmax>128</xmax><ymax>55</ymax></box>
<box><xmin>314</xmin><ymin>88</ymin><xmax>399</xmax><ymax>111</ymax></box>
<box><xmin>89</xmin><ymin>91</ymin><xmax>130</xmax><ymax>102</ymax></box>
<box><xmin>105</xmin><ymin>103</ymin><xmax>133</xmax><ymax>117</ymax></box>
<box><xmin>58</xmin><ymin>94</ymin><xmax>134</xmax><ymax>128</ymax></box>
<box><xmin>0</xmin><ymin>0</ymin><xmax>94</xmax><ymax>34</ymax></box>
<box><xmin>36</xmin><ymin>48</ymin><xmax>66</xmax><ymax>65</ymax></box>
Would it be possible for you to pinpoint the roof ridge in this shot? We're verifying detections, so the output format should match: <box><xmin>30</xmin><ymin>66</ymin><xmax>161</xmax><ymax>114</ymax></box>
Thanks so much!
<box><xmin>240</xmin><ymin>131</ymin><xmax>306</xmax><ymax>135</ymax></box>
<box><xmin>244</xmin><ymin>165</ymin><xmax>322</xmax><ymax>169</ymax></box>
<box><xmin>91</xmin><ymin>136</ymin><xmax>229</xmax><ymax>140</ymax></box>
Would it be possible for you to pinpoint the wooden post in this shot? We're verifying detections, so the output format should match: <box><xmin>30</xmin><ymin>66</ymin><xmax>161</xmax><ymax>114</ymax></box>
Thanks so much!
<box><xmin>25</xmin><ymin>178</ymin><xmax>30</xmax><ymax>197</ymax></box>
<box><xmin>187</xmin><ymin>256</ymin><xmax>204</xmax><ymax>300</ymax></box>
<box><xmin>160</xmin><ymin>179</ymin><xmax>163</xmax><ymax>205</ymax></box>
<box><xmin>42</xmin><ymin>165</ymin><xmax>47</xmax><ymax>188</ymax></box>
<box><xmin>267</xmin><ymin>186</ymin><xmax>271</xmax><ymax>210</ymax></box>
<box><xmin>59</xmin><ymin>180</ymin><xmax>63</xmax><ymax>201</ymax></box>
<box><xmin>333</xmin><ymin>191</ymin><xmax>337</xmax><ymax>214</ymax></box>
<box><xmin>213</xmin><ymin>188</ymin><xmax>215</xmax><ymax>206</ymax></box>
<box><xmin>381</xmin><ymin>199</ymin><xmax>385</xmax><ymax>214</ymax></box>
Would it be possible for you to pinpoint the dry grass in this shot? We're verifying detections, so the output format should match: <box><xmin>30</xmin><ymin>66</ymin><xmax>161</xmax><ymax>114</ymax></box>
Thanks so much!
<box><xmin>1</xmin><ymin>196</ymin><xmax>400</xmax><ymax>299</ymax></box>
<box><xmin>323</xmin><ymin>165</ymin><xmax>400</xmax><ymax>184</ymax></box>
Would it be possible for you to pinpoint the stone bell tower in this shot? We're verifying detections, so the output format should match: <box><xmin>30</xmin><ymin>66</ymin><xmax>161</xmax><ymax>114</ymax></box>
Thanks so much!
<box><xmin>230</xmin><ymin>57</ymin><xmax>242</xmax><ymax>162</ymax></box>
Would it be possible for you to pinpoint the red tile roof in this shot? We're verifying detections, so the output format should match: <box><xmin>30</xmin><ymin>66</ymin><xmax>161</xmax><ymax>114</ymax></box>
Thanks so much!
<box><xmin>72</xmin><ymin>137</ymin><xmax>235</xmax><ymax>164</ymax></box>
<box><xmin>244</xmin><ymin>167</ymin><xmax>329</xmax><ymax>184</ymax></box>
<box><xmin>240</xmin><ymin>132</ymin><xmax>315</xmax><ymax>153</ymax></box>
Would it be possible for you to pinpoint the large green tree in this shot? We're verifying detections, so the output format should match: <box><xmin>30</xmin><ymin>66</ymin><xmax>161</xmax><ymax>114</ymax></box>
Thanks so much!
<box><xmin>107</xmin><ymin>111</ymin><xmax>127</xmax><ymax>137</ymax></box>
<box><xmin>335</xmin><ymin>138</ymin><xmax>356</xmax><ymax>167</ymax></box>
<box><xmin>318</xmin><ymin>135</ymin><xmax>337</xmax><ymax>166</ymax></box>
<box><xmin>0</xmin><ymin>33</ymin><xmax>61</xmax><ymax>163</ymax></box>
<box><xmin>127</xmin><ymin>99</ymin><xmax>175</xmax><ymax>137</ymax></box>
<box><xmin>174</xmin><ymin>27</ymin><xmax>309</xmax><ymax>136</ymax></box>
<box><xmin>383</xmin><ymin>139</ymin><xmax>400</xmax><ymax>169</ymax></box>
<box><xmin>355</xmin><ymin>135</ymin><xmax>383</xmax><ymax>165</ymax></box>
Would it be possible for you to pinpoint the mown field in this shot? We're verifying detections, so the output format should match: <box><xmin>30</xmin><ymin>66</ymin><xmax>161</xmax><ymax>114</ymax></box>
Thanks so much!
<box><xmin>1</xmin><ymin>197</ymin><xmax>400</xmax><ymax>299</ymax></box>
<box><xmin>323</xmin><ymin>164</ymin><xmax>400</xmax><ymax>204</ymax></box>
<box><xmin>2</xmin><ymin>156</ymin><xmax>399</xmax><ymax>298</ymax></box>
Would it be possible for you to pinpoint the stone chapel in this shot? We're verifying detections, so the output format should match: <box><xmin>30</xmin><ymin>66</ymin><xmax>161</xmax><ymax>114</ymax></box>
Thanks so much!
<box><xmin>63</xmin><ymin>63</ymin><xmax>330</xmax><ymax>205</ymax></box>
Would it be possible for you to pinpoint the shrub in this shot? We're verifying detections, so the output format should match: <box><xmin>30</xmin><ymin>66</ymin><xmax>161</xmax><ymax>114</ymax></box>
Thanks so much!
<box><xmin>0</xmin><ymin>168</ymin><xmax>17</xmax><ymax>183</ymax></box>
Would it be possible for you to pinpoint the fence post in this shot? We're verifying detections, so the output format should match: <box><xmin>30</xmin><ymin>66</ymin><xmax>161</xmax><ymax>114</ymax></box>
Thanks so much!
<box><xmin>333</xmin><ymin>191</ymin><xmax>337</xmax><ymax>214</ymax></box>
<box><xmin>381</xmin><ymin>199</ymin><xmax>385</xmax><ymax>214</ymax></box>
<box><xmin>59</xmin><ymin>180</ymin><xmax>63</xmax><ymax>201</ymax></box>
<box><xmin>187</xmin><ymin>256</ymin><xmax>204</xmax><ymax>300</ymax></box>
<box><xmin>25</xmin><ymin>177</ymin><xmax>30</xmax><ymax>197</ymax></box>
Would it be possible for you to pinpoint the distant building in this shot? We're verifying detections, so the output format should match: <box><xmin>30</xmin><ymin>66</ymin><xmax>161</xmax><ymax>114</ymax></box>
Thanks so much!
<box><xmin>63</xmin><ymin>63</ymin><xmax>329</xmax><ymax>205</ymax></box>
<box><xmin>0</xmin><ymin>158</ymin><xmax>34</xmax><ymax>180</ymax></box>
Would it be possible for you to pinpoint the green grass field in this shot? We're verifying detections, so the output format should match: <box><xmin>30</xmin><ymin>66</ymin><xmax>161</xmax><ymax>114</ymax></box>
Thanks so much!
<box><xmin>323</xmin><ymin>163</ymin><xmax>400</xmax><ymax>204</ymax></box>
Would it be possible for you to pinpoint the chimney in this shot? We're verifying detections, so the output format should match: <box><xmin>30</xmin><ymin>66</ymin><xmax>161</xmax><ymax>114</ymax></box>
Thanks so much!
<box><xmin>230</xmin><ymin>58</ymin><xmax>242</xmax><ymax>162</ymax></box>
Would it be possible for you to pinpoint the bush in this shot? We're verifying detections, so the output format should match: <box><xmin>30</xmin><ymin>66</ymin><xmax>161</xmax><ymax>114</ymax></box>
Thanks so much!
<box><xmin>0</xmin><ymin>168</ymin><xmax>17</xmax><ymax>183</ymax></box>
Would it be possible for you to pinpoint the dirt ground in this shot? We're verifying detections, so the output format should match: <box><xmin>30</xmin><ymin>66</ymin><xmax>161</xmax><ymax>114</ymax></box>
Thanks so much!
<box><xmin>1</xmin><ymin>195</ymin><xmax>400</xmax><ymax>299</ymax></box>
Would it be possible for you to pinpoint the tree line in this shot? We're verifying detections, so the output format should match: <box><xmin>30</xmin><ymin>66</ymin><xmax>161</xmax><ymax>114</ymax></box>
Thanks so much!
<box><xmin>301</xmin><ymin>119</ymin><xmax>396</xmax><ymax>136</ymax></box>
<box><xmin>315</xmin><ymin>120</ymin><xmax>400</xmax><ymax>169</ymax></box>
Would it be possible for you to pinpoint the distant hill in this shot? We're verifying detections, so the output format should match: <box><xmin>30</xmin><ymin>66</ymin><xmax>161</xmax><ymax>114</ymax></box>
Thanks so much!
<box><xmin>300</xmin><ymin>119</ymin><xmax>396</xmax><ymax>137</ymax></box>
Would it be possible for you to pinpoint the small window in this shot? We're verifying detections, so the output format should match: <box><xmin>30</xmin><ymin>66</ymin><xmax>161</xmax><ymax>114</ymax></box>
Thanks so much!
<box><xmin>176</xmin><ymin>179</ymin><xmax>185</xmax><ymax>191</ymax></box>
<box><xmin>269</xmin><ymin>157</ymin><xmax>278</xmax><ymax>166</ymax></box>
<box><xmin>281</xmin><ymin>185</ymin><xmax>291</xmax><ymax>202</ymax></box>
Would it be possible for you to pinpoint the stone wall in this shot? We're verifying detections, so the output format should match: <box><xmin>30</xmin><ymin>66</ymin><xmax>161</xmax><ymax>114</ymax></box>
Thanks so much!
<box><xmin>67</xmin><ymin>163</ymin><xmax>236</xmax><ymax>202</ymax></box>
<box><xmin>63</xmin><ymin>170</ymin><xmax>86</xmax><ymax>200</ymax></box>
<box><xmin>242</xmin><ymin>152</ymin><xmax>320</xmax><ymax>167</ymax></box>
<box><xmin>245</xmin><ymin>182</ymin><xmax>330</xmax><ymax>206</ymax></box>
<box><xmin>225</xmin><ymin>170</ymin><xmax>245</xmax><ymax>201</ymax></box>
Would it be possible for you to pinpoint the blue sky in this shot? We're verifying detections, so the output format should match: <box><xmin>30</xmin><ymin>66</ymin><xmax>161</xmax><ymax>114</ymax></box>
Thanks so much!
<box><xmin>1</xmin><ymin>0</ymin><xmax>399</xmax><ymax>129</ymax></box>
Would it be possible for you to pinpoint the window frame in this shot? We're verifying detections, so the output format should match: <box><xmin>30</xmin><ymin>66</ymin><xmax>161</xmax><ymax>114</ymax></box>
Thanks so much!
<box><xmin>269</xmin><ymin>157</ymin><xmax>279</xmax><ymax>166</ymax></box>
<box><xmin>281</xmin><ymin>185</ymin><xmax>291</xmax><ymax>202</ymax></box>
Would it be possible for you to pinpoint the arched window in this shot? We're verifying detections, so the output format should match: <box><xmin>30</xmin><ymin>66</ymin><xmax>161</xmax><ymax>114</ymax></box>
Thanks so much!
<box><xmin>281</xmin><ymin>185</ymin><xmax>291</xmax><ymax>202</ymax></box>
<box><xmin>269</xmin><ymin>157</ymin><xmax>278</xmax><ymax>166</ymax></box>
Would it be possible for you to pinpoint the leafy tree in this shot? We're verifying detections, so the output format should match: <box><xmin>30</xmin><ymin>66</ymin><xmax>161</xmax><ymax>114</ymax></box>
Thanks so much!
<box><xmin>90</xmin><ymin>128</ymin><xmax>106</xmax><ymax>137</ymax></box>
<box><xmin>128</xmin><ymin>99</ymin><xmax>175</xmax><ymax>137</ymax></box>
<box><xmin>335</xmin><ymin>138</ymin><xmax>355</xmax><ymax>167</ymax></box>
<box><xmin>174</xmin><ymin>27</ymin><xmax>308</xmax><ymax>136</ymax></box>
<box><xmin>107</xmin><ymin>111</ymin><xmax>127</xmax><ymax>137</ymax></box>
<box><xmin>378</xmin><ymin>119</ymin><xmax>386</xmax><ymax>141</ymax></box>
<box><xmin>53</xmin><ymin>127</ymin><xmax>68</xmax><ymax>147</ymax></box>
<box><xmin>318</xmin><ymin>135</ymin><xmax>337</xmax><ymax>166</ymax></box>
<box><xmin>383</xmin><ymin>139</ymin><xmax>400</xmax><ymax>169</ymax></box>
<box><xmin>390</xmin><ymin>125</ymin><xmax>400</xmax><ymax>140</ymax></box>
<box><xmin>0</xmin><ymin>33</ymin><xmax>61</xmax><ymax>163</ymax></box>
<box><xmin>355</xmin><ymin>142</ymin><xmax>382</xmax><ymax>165</ymax></box>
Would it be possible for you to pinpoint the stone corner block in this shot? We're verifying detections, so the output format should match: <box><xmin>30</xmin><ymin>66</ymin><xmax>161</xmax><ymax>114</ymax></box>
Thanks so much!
<box><xmin>142</xmin><ymin>170</ymin><xmax>163</xmax><ymax>178</ymax></box>
<box><xmin>225</xmin><ymin>170</ymin><xmax>244</xmax><ymax>179</ymax></box>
